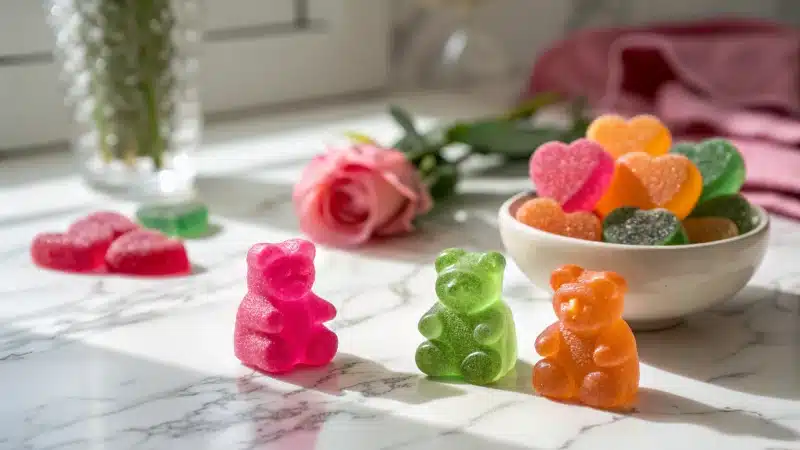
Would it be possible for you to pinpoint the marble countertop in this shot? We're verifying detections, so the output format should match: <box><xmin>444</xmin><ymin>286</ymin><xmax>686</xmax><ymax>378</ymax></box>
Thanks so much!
<box><xmin>1</xmin><ymin>92</ymin><xmax>799</xmax><ymax>450</ymax></box>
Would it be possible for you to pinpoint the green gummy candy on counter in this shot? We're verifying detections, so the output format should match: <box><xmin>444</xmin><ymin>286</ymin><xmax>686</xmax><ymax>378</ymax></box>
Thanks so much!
<box><xmin>415</xmin><ymin>248</ymin><xmax>517</xmax><ymax>385</ymax></box>
<box><xmin>136</xmin><ymin>201</ymin><xmax>209</xmax><ymax>238</ymax></box>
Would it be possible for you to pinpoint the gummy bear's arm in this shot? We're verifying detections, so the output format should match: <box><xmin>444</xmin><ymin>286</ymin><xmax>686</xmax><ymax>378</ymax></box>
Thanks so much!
<box><xmin>593</xmin><ymin>320</ymin><xmax>637</xmax><ymax>367</ymax></box>
<box><xmin>307</xmin><ymin>293</ymin><xmax>337</xmax><ymax>323</ymax></box>
<box><xmin>534</xmin><ymin>323</ymin><xmax>561</xmax><ymax>358</ymax></box>
<box><xmin>236</xmin><ymin>293</ymin><xmax>283</xmax><ymax>333</ymax></box>
<box><xmin>473</xmin><ymin>308</ymin><xmax>504</xmax><ymax>345</ymax></box>
<box><xmin>418</xmin><ymin>304</ymin><xmax>443</xmax><ymax>340</ymax></box>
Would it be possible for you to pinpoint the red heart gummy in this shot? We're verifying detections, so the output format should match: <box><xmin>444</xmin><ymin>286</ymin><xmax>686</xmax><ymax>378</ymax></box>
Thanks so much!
<box><xmin>105</xmin><ymin>229</ymin><xmax>191</xmax><ymax>276</ymax></box>
<box><xmin>31</xmin><ymin>226</ymin><xmax>114</xmax><ymax>273</ymax></box>
<box><xmin>68</xmin><ymin>211</ymin><xmax>138</xmax><ymax>240</ymax></box>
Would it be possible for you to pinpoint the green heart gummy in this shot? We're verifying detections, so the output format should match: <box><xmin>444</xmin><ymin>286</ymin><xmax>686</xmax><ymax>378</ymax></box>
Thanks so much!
<box><xmin>603</xmin><ymin>207</ymin><xmax>689</xmax><ymax>246</ymax></box>
<box><xmin>136</xmin><ymin>201</ymin><xmax>209</xmax><ymax>238</ymax></box>
<box><xmin>671</xmin><ymin>138</ymin><xmax>745</xmax><ymax>203</ymax></box>
<box><xmin>689</xmin><ymin>194</ymin><xmax>759</xmax><ymax>234</ymax></box>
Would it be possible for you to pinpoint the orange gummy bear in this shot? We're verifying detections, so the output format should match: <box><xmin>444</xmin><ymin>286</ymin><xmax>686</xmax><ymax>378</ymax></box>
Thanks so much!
<box><xmin>533</xmin><ymin>265</ymin><xmax>640</xmax><ymax>410</ymax></box>
<box><xmin>587</xmin><ymin>114</ymin><xmax>672</xmax><ymax>159</ymax></box>
<box><xmin>515</xmin><ymin>198</ymin><xmax>602</xmax><ymax>241</ymax></box>
<box><xmin>682</xmin><ymin>217</ymin><xmax>739</xmax><ymax>243</ymax></box>
<box><xmin>595</xmin><ymin>152</ymin><xmax>703</xmax><ymax>220</ymax></box>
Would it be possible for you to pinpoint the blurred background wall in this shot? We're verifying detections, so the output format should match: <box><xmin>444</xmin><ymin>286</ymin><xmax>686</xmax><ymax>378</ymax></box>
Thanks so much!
<box><xmin>392</xmin><ymin>0</ymin><xmax>800</xmax><ymax>74</ymax></box>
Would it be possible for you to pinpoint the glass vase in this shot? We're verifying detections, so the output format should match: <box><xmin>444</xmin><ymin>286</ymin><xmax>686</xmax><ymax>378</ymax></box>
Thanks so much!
<box><xmin>46</xmin><ymin>0</ymin><xmax>202</xmax><ymax>201</ymax></box>
<box><xmin>394</xmin><ymin>0</ymin><xmax>512</xmax><ymax>91</ymax></box>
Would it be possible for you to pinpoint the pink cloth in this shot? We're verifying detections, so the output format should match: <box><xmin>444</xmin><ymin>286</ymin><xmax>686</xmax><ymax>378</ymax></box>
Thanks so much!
<box><xmin>523</xmin><ymin>19</ymin><xmax>800</xmax><ymax>219</ymax></box>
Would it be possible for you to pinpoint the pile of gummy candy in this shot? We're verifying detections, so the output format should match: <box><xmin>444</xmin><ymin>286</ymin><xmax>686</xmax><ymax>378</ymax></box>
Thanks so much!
<box><xmin>518</xmin><ymin>114</ymin><xmax>760</xmax><ymax>246</ymax></box>
<box><xmin>30</xmin><ymin>202</ymin><xmax>209</xmax><ymax>276</ymax></box>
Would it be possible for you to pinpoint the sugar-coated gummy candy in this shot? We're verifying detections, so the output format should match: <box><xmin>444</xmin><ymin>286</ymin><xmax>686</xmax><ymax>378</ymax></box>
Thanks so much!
<box><xmin>529</xmin><ymin>139</ymin><xmax>615</xmax><ymax>212</ymax></box>
<box><xmin>234</xmin><ymin>239</ymin><xmax>338</xmax><ymax>374</ymax></box>
<box><xmin>136</xmin><ymin>201</ymin><xmax>209</xmax><ymax>238</ymax></box>
<box><xmin>515</xmin><ymin>197</ymin><xmax>602</xmax><ymax>241</ymax></box>
<box><xmin>689</xmin><ymin>194</ymin><xmax>759</xmax><ymax>235</ymax></box>
<box><xmin>31</xmin><ymin>228</ymin><xmax>112</xmax><ymax>273</ymax></box>
<box><xmin>415</xmin><ymin>248</ymin><xmax>517</xmax><ymax>385</ymax></box>
<box><xmin>533</xmin><ymin>265</ymin><xmax>639</xmax><ymax>410</ymax></box>
<box><xmin>682</xmin><ymin>217</ymin><xmax>739</xmax><ymax>243</ymax></box>
<box><xmin>586</xmin><ymin>114</ymin><xmax>672</xmax><ymax>159</ymax></box>
<box><xmin>105</xmin><ymin>229</ymin><xmax>191</xmax><ymax>276</ymax></box>
<box><xmin>595</xmin><ymin>152</ymin><xmax>702</xmax><ymax>220</ymax></box>
<box><xmin>671</xmin><ymin>139</ymin><xmax>746</xmax><ymax>203</ymax></box>
<box><xmin>68</xmin><ymin>211</ymin><xmax>139</xmax><ymax>240</ymax></box>
<box><xmin>603</xmin><ymin>207</ymin><xmax>688</xmax><ymax>246</ymax></box>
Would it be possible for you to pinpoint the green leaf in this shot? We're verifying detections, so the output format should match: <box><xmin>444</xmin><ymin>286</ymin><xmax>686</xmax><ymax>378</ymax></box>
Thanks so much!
<box><xmin>426</xmin><ymin>164</ymin><xmax>460</xmax><ymax>200</ymax></box>
<box><xmin>389</xmin><ymin>105</ymin><xmax>427</xmax><ymax>152</ymax></box>
<box><xmin>344</xmin><ymin>131</ymin><xmax>378</xmax><ymax>145</ymax></box>
<box><xmin>447</xmin><ymin>120</ymin><xmax>564</xmax><ymax>159</ymax></box>
<box><xmin>504</xmin><ymin>92</ymin><xmax>562</xmax><ymax>121</ymax></box>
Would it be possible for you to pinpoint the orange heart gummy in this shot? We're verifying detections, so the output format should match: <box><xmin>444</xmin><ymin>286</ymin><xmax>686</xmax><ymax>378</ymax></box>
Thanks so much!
<box><xmin>587</xmin><ymin>114</ymin><xmax>672</xmax><ymax>159</ymax></box>
<box><xmin>682</xmin><ymin>217</ymin><xmax>739</xmax><ymax>243</ymax></box>
<box><xmin>595</xmin><ymin>152</ymin><xmax>702</xmax><ymax>220</ymax></box>
<box><xmin>516</xmin><ymin>197</ymin><xmax>601</xmax><ymax>241</ymax></box>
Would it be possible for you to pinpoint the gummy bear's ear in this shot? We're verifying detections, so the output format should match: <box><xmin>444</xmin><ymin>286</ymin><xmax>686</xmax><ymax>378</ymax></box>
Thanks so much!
<box><xmin>435</xmin><ymin>248</ymin><xmax>467</xmax><ymax>273</ymax></box>
<box><xmin>247</xmin><ymin>243</ymin><xmax>283</xmax><ymax>268</ymax></box>
<box><xmin>550</xmin><ymin>265</ymin><xmax>584</xmax><ymax>291</ymax></box>
<box><xmin>585</xmin><ymin>271</ymin><xmax>627</xmax><ymax>300</ymax></box>
<box><xmin>282</xmin><ymin>238</ymin><xmax>316</xmax><ymax>260</ymax></box>
<box><xmin>477</xmin><ymin>252</ymin><xmax>506</xmax><ymax>273</ymax></box>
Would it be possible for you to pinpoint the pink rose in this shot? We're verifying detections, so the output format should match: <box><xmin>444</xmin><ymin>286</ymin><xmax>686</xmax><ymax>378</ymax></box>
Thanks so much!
<box><xmin>293</xmin><ymin>144</ymin><xmax>433</xmax><ymax>247</ymax></box>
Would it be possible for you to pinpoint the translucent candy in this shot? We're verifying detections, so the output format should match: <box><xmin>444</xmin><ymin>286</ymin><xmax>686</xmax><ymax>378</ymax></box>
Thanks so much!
<box><xmin>671</xmin><ymin>139</ymin><xmax>746</xmax><ymax>203</ymax></box>
<box><xmin>68</xmin><ymin>211</ymin><xmax>138</xmax><ymax>240</ymax></box>
<box><xmin>136</xmin><ymin>201</ymin><xmax>209</xmax><ymax>238</ymax></box>
<box><xmin>515</xmin><ymin>198</ymin><xmax>602</xmax><ymax>241</ymax></box>
<box><xmin>234</xmin><ymin>239</ymin><xmax>338</xmax><ymax>374</ymax></box>
<box><xmin>689</xmin><ymin>194</ymin><xmax>759</xmax><ymax>234</ymax></box>
<box><xmin>31</xmin><ymin>228</ymin><xmax>111</xmax><ymax>273</ymax></box>
<box><xmin>105</xmin><ymin>229</ymin><xmax>191</xmax><ymax>276</ymax></box>
<box><xmin>602</xmin><ymin>207</ymin><xmax>688</xmax><ymax>246</ymax></box>
<box><xmin>595</xmin><ymin>152</ymin><xmax>703</xmax><ymax>220</ymax></box>
<box><xmin>415</xmin><ymin>248</ymin><xmax>517</xmax><ymax>385</ymax></box>
<box><xmin>533</xmin><ymin>265</ymin><xmax>640</xmax><ymax>410</ymax></box>
<box><xmin>682</xmin><ymin>217</ymin><xmax>739</xmax><ymax>243</ymax></box>
<box><xmin>586</xmin><ymin>114</ymin><xmax>672</xmax><ymax>159</ymax></box>
<box><xmin>529</xmin><ymin>139</ymin><xmax>615</xmax><ymax>212</ymax></box>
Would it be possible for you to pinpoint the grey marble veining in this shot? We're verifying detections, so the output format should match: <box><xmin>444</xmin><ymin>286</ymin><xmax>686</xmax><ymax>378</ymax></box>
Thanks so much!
<box><xmin>0</xmin><ymin>99</ymin><xmax>799</xmax><ymax>450</ymax></box>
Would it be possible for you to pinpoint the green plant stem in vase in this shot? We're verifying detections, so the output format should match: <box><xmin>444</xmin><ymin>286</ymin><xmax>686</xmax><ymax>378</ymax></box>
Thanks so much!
<box><xmin>47</xmin><ymin>0</ymin><xmax>201</xmax><ymax>200</ymax></box>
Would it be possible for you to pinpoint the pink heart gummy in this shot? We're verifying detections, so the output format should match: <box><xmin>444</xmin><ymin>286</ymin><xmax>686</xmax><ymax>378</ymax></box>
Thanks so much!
<box><xmin>105</xmin><ymin>229</ymin><xmax>191</xmax><ymax>276</ymax></box>
<box><xmin>529</xmin><ymin>139</ymin><xmax>615</xmax><ymax>212</ymax></box>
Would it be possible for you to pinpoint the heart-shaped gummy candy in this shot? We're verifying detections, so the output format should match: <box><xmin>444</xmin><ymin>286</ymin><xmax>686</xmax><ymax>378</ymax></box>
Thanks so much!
<box><xmin>671</xmin><ymin>139</ymin><xmax>745</xmax><ymax>203</ymax></box>
<box><xmin>587</xmin><ymin>114</ymin><xmax>672</xmax><ymax>159</ymax></box>
<box><xmin>689</xmin><ymin>194</ymin><xmax>759</xmax><ymax>234</ymax></box>
<box><xmin>515</xmin><ymin>197</ymin><xmax>602</xmax><ymax>241</ymax></box>
<box><xmin>529</xmin><ymin>139</ymin><xmax>614</xmax><ymax>212</ymax></box>
<box><xmin>105</xmin><ymin>229</ymin><xmax>191</xmax><ymax>276</ymax></box>
<box><xmin>31</xmin><ymin>223</ymin><xmax>115</xmax><ymax>272</ymax></box>
<box><xmin>595</xmin><ymin>152</ymin><xmax>703</xmax><ymax>220</ymax></box>
<box><xmin>603</xmin><ymin>207</ymin><xmax>688</xmax><ymax>246</ymax></box>
<box><xmin>68</xmin><ymin>211</ymin><xmax>139</xmax><ymax>239</ymax></box>
<box><xmin>136</xmin><ymin>201</ymin><xmax>209</xmax><ymax>238</ymax></box>
<box><xmin>682</xmin><ymin>217</ymin><xmax>739</xmax><ymax>243</ymax></box>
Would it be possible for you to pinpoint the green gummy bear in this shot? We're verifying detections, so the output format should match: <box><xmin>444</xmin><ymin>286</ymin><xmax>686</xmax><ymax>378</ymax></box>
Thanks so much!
<box><xmin>136</xmin><ymin>201</ymin><xmax>209</xmax><ymax>238</ymax></box>
<box><xmin>671</xmin><ymin>138</ymin><xmax>746</xmax><ymax>203</ymax></box>
<box><xmin>415</xmin><ymin>248</ymin><xmax>517</xmax><ymax>385</ymax></box>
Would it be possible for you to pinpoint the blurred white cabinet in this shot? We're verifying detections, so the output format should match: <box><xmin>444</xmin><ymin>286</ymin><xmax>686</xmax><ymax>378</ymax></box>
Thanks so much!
<box><xmin>0</xmin><ymin>0</ymin><xmax>390</xmax><ymax>150</ymax></box>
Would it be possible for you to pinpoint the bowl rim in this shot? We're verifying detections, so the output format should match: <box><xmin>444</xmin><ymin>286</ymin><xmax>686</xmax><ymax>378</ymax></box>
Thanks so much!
<box><xmin>499</xmin><ymin>191</ymin><xmax>770</xmax><ymax>251</ymax></box>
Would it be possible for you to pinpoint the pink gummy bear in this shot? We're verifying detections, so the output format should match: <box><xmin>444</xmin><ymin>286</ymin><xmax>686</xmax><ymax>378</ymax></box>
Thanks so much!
<box><xmin>234</xmin><ymin>239</ymin><xmax>338</xmax><ymax>374</ymax></box>
<box><xmin>529</xmin><ymin>139</ymin><xmax>615</xmax><ymax>212</ymax></box>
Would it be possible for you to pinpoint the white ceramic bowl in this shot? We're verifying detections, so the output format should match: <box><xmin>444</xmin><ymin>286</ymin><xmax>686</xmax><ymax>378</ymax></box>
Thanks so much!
<box><xmin>498</xmin><ymin>192</ymin><xmax>770</xmax><ymax>331</ymax></box>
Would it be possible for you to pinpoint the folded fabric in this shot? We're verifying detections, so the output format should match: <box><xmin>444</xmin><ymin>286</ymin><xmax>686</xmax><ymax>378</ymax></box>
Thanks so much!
<box><xmin>523</xmin><ymin>19</ymin><xmax>800</xmax><ymax>219</ymax></box>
